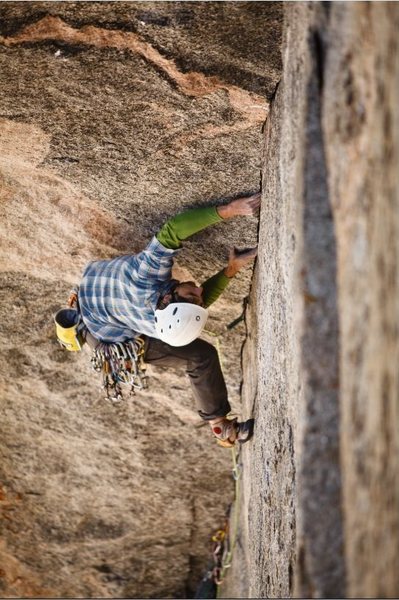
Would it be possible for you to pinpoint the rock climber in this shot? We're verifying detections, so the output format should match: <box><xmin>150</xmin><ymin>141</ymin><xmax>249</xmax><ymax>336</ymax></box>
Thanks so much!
<box><xmin>77</xmin><ymin>192</ymin><xmax>260</xmax><ymax>447</ymax></box>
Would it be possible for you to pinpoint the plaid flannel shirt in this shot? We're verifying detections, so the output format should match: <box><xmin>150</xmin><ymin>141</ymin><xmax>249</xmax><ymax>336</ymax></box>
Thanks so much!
<box><xmin>78</xmin><ymin>236</ymin><xmax>179</xmax><ymax>342</ymax></box>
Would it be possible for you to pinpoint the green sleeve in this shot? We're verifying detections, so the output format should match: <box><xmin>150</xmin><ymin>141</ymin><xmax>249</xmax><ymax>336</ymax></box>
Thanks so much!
<box><xmin>156</xmin><ymin>206</ymin><xmax>222</xmax><ymax>250</ymax></box>
<box><xmin>202</xmin><ymin>270</ymin><xmax>231</xmax><ymax>308</ymax></box>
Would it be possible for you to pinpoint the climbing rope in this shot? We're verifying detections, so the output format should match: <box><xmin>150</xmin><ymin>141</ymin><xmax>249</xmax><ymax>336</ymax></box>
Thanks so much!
<box><xmin>198</xmin><ymin>446</ymin><xmax>242</xmax><ymax>597</ymax></box>
<box><xmin>206</xmin><ymin>445</ymin><xmax>242</xmax><ymax>596</ymax></box>
<box><xmin>202</xmin><ymin>317</ymin><xmax>245</xmax><ymax>594</ymax></box>
<box><xmin>203</xmin><ymin>296</ymin><xmax>248</xmax><ymax>372</ymax></box>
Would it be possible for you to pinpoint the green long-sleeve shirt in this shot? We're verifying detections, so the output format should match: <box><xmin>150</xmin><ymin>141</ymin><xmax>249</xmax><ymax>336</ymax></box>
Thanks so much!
<box><xmin>156</xmin><ymin>206</ymin><xmax>231</xmax><ymax>308</ymax></box>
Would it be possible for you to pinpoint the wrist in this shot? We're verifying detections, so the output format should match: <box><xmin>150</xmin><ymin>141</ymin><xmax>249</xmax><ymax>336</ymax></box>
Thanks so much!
<box><xmin>216</xmin><ymin>204</ymin><xmax>232</xmax><ymax>220</ymax></box>
<box><xmin>224</xmin><ymin>264</ymin><xmax>238</xmax><ymax>278</ymax></box>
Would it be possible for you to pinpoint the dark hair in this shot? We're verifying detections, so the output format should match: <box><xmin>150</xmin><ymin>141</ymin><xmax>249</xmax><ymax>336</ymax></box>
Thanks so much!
<box><xmin>157</xmin><ymin>281</ymin><xmax>180</xmax><ymax>310</ymax></box>
<box><xmin>157</xmin><ymin>282</ymin><xmax>197</xmax><ymax>310</ymax></box>
<box><xmin>171</xmin><ymin>292</ymin><xmax>193</xmax><ymax>304</ymax></box>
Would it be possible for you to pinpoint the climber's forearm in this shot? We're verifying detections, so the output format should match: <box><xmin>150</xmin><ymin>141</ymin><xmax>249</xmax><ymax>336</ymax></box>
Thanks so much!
<box><xmin>201</xmin><ymin>270</ymin><xmax>231</xmax><ymax>308</ymax></box>
<box><xmin>156</xmin><ymin>206</ymin><xmax>222</xmax><ymax>250</ymax></box>
<box><xmin>156</xmin><ymin>193</ymin><xmax>261</xmax><ymax>250</ymax></box>
<box><xmin>223</xmin><ymin>263</ymin><xmax>240</xmax><ymax>278</ymax></box>
<box><xmin>202</xmin><ymin>249</ymin><xmax>257</xmax><ymax>307</ymax></box>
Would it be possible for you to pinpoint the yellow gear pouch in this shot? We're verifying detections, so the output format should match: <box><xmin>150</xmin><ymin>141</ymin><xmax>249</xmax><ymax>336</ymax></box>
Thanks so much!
<box><xmin>54</xmin><ymin>308</ymin><xmax>83</xmax><ymax>352</ymax></box>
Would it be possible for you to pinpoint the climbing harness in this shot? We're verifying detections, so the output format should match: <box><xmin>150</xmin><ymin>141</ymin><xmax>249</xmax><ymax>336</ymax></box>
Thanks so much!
<box><xmin>55</xmin><ymin>287</ymin><xmax>149</xmax><ymax>403</ymax></box>
<box><xmin>90</xmin><ymin>337</ymin><xmax>148</xmax><ymax>403</ymax></box>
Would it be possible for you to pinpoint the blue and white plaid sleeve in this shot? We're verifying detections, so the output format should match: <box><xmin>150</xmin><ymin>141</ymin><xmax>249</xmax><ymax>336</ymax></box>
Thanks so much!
<box><xmin>134</xmin><ymin>236</ymin><xmax>180</xmax><ymax>282</ymax></box>
<box><xmin>78</xmin><ymin>236</ymin><xmax>180</xmax><ymax>342</ymax></box>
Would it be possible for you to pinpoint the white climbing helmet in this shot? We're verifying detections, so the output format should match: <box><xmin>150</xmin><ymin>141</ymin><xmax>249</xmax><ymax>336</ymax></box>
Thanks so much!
<box><xmin>154</xmin><ymin>303</ymin><xmax>209</xmax><ymax>347</ymax></box>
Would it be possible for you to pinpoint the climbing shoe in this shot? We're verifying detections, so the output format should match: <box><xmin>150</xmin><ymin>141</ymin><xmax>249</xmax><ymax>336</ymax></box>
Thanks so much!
<box><xmin>236</xmin><ymin>418</ymin><xmax>255</xmax><ymax>444</ymax></box>
<box><xmin>210</xmin><ymin>417</ymin><xmax>254</xmax><ymax>448</ymax></box>
<box><xmin>216</xmin><ymin>436</ymin><xmax>236</xmax><ymax>449</ymax></box>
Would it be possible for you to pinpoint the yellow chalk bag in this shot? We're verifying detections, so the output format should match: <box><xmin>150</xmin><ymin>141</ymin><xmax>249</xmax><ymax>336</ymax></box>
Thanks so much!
<box><xmin>54</xmin><ymin>308</ymin><xmax>83</xmax><ymax>352</ymax></box>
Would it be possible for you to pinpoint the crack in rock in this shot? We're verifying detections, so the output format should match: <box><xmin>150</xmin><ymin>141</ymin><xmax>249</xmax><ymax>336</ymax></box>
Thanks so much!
<box><xmin>0</xmin><ymin>15</ymin><xmax>268</xmax><ymax>124</ymax></box>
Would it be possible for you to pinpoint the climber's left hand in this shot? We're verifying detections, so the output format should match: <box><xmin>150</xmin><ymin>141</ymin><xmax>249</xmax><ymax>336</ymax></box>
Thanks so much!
<box><xmin>224</xmin><ymin>246</ymin><xmax>258</xmax><ymax>278</ymax></box>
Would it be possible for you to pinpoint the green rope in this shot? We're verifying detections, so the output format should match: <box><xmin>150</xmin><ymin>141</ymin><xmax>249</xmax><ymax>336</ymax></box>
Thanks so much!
<box><xmin>203</xmin><ymin>328</ymin><xmax>225</xmax><ymax>372</ymax></box>
<box><xmin>218</xmin><ymin>447</ymin><xmax>241</xmax><ymax>585</ymax></box>
<box><xmin>204</xmin><ymin>327</ymin><xmax>242</xmax><ymax>594</ymax></box>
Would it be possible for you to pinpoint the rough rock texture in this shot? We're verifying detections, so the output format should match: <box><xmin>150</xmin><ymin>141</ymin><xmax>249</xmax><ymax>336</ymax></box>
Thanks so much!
<box><xmin>3</xmin><ymin>2</ymin><xmax>398</xmax><ymax>599</ymax></box>
<box><xmin>221</xmin><ymin>2</ymin><xmax>399</xmax><ymax>599</ymax></box>
<box><xmin>0</xmin><ymin>3</ymin><xmax>282</xmax><ymax>598</ymax></box>
<box><xmin>324</xmin><ymin>5</ymin><xmax>399</xmax><ymax>596</ymax></box>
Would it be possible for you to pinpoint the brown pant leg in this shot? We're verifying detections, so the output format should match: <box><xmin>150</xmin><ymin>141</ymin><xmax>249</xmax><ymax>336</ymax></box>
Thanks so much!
<box><xmin>144</xmin><ymin>336</ymin><xmax>231</xmax><ymax>420</ymax></box>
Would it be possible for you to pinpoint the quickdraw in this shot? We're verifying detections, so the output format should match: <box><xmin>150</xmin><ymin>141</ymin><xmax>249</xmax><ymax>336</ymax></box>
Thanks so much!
<box><xmin>211</xmin><ymin>525</ymin><xmax>231</xmax><ymax>585</ymax></box>
<box><xmin>91</xmin><ymin>337</ymin><xmax>148</xmax><ymax>403</ymax></box>
<box><xmin>202</xmin><ymin>445</ymin><xmax>242</xmax><ymax>594</ymax></box>
<box><xmin>58</xmin><ymin>287</ymin><xmax>150</xmax><ymax>404</ymax></box>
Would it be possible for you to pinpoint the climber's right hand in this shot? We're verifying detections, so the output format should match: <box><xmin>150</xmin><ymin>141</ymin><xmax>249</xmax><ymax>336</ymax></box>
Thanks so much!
<box><xmin>217</xmin><ymin>192</ymin><xmax>261</xmax><ymax>219</ymax></box>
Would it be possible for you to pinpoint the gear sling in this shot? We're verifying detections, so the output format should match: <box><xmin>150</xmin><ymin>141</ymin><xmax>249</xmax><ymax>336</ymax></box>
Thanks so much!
<box><xmin>54</xmin><ymin>290</ymin><xmax>148</xmax><ymax>402</ymax></box>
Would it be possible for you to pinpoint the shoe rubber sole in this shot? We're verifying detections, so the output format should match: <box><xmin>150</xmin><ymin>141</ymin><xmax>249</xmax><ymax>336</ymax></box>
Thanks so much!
<box><xmin>237</xmin><ymin>418</ymin><xmax>255</xmax><ymax>444</ymax></box>
<box><xmin>216</xmin><ymin>418</ymin><xmax>255</xmax><ymax>448</ymax></box>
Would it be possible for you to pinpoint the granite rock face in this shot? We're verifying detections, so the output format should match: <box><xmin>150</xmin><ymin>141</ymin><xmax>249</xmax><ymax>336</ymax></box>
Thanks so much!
<box><xmin>221</xmin><ymin>2</ymin><xmax>399</xmax><ymax>598</ymax></box>
<box><xmin>0</xmin><ymin>3</ymin><xmax>282</xmax><ymax>598</ymax></box>
<box><xmin>2</xmin><ymin>2</ymin><xmax>398</xmax><ymax>599</ymax></box>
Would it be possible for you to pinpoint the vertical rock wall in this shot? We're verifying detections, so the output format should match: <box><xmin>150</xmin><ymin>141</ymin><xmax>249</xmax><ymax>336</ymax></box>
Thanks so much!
<box><xmin>0</xmin><ymin>3</ymin><xmax>282</xmax><ymax>598</ymax></box>
<box><xmin>2</xmin><ymin>2</ymin><xmax>398</xmax><ymax>597</ymax></box>
<box><xmin>222</xmin><ymin>2</ymin><xmax>399</xmax><ymax>598</ymax></box>
<box><xmin>324</xmin><ymin>4</ymin><xmax>399</xmax><ymax>596</ymax></box>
